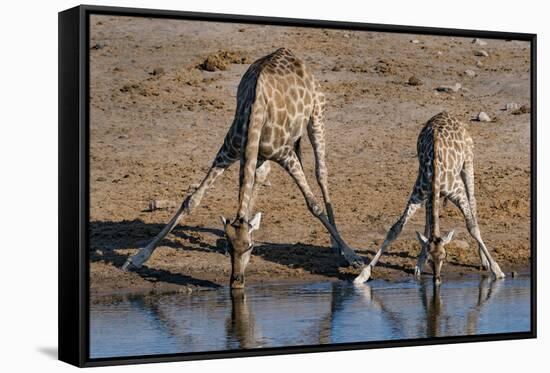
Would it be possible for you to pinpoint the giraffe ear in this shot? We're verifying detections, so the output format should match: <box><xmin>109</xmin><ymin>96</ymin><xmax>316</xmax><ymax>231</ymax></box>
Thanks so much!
<box><xmin>220</xmin><ymin>216</ymin><xmax>228</xmax><ymax>230</ymax></box>
<box><xmin>248</xmin><ymin>212</ymin><xmax>262</xmax><ymax>232</ymax></box>
<box><xmin>442</xmin><ymin>230</ymin><xmax>455</xmax><ymax>245</ymax></box>
<box><xmin>416</xmin><ymin>231</ymin><xmax>429</xmax><ymax>245</ymax></box>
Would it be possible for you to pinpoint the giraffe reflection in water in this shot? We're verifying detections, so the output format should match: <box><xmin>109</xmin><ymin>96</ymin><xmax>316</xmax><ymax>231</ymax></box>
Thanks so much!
<box><xmin>89</xmin><ymin>277</ymin><xmax>528</xmax><ymax>358</ymax></box>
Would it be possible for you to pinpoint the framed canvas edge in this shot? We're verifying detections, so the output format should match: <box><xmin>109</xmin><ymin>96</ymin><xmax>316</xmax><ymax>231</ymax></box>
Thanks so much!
<box><xmin>58</xmin><ymin>4</ymin><xmax>538</xmax><ymax>368</ymax></box>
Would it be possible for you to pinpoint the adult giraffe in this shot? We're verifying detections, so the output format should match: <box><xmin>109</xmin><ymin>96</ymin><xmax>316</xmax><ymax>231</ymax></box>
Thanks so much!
<box><xmin>123</xmin><ymin>48</ymin><xmax>363</xmax><ymax>288</ymax></box>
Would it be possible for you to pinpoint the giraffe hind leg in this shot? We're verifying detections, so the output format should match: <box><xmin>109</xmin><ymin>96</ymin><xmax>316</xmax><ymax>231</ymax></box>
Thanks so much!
<box><xmin>123</xmin><ymin>159</ymin><xmax>233</xmax><ymax>271</ymax></box>
<box><xmin>248</xmin><ymin>161</ymin><xmax>271</xmax><ymax>215</ymax></box>
<box><xmin>448</xmin><ymin>190</ymin><xmax>505</xmax><ymax>279</ymax></box>
<box><xmin>279</xmin><ymin>151</ymin><xmax>363</xmax><ymax>267</ymax></box>
<box><xmin>307</xmin><ymin>101</ymin><xmax>340</xmax><ymax>253</ymax></box>
<box><xmin>415</xmin><ymin>197</ymin><xmax>433</xmax><ymax>278</ymax></box>
<box><xmin>461</xmin><ymin>158</ymin><xmax>490</xmax><ymax>270</ymax></box>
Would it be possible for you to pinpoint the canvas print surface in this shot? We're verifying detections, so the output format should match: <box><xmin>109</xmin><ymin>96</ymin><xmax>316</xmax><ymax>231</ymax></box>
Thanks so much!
<box><xmin>88</xmin><ymin>15</ymin><xmax>532</xmax><ymax>359</ymax></box>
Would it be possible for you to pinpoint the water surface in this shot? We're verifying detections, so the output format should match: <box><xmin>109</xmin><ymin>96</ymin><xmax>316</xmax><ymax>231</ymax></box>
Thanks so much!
<box><xmin>90</xmin><ymin>276</ymin><xmax>530</xmax><ymax>358</ymax></box>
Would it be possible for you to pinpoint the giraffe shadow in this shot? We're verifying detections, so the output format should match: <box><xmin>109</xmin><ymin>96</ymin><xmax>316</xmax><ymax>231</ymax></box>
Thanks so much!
<box><xmin>89</xmin><ymin>220</ymin><xmax>223</xmax><ymax>289</ymax></box>
<box><xmin>253</xmin><ymin>241</ymin><xmax>352</xmax><ymax>281</ymax></box>
<box><xmin>357</xmin><ymin>247</ymin><xmax>417</xmax><ymax>274</ymax></box>
<box><xmin>89</xmin><ymin>220</ymin><xmax>366</xmax><ymax>283</ymax></box>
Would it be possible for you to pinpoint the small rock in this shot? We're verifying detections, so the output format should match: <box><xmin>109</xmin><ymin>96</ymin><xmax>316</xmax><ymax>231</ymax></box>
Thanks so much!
<box><xmin>476</xmin><ymin>112</ymin><xmax>491</xmax><ymax>122</ymax></box>
<box><xmin>96</xmin><ymin>176</ymin><xmax>107</xmax><ymax>182</ymax></box>
<box><xmin>512</xmin><ymin>104</ymin><xmax>531</xmax><ymax>115</ymax></box>
<box><xmin>505</xmin><ymin>102</ymin><xmax>520</xmax><ymax>111</ymax></box>
<box><xmin>512</xmin><ymin>271</ymin><xmax>518</xmax><ymax>278</ymax></box>
<box><xmin>118</xmin><ymin>134</ymin><xmax>129</xmax><ymax>139</ymax></box>
<box><xmin>472</xmin><ymin>38</ymin><xmax>487</xmax><ymax>46</ymax></box>
<box><xmin>238</xmin><ymin>28</ymin><xmax>246</xmax><ymax>32</ymax></box>
<box><xmin>343</xmin><ymin>33</ymin><xmax>350</xmax><ymax>39</ymax></box>
<box><xmin>148</xmin><ymin>199</ymin><xmax>176</xmax><ymax>211</ymax></box>
<box><xmin>474</xmin><ymin>50</ymin><xmax>489</xmax><ymax>57</ymax></box>
<box><xmin>464</xmin><ymin>69</ymin><xmax>476</xmax><ymax>77</ymax></box>
<box><xmin>91</xmin><ymin>42</ymin><xmax>105</xmax><ymax>50</ymax></box>
<box><xmin>410</xmin><ymin>39</ymin><xmax>420</xmax><ymax>44</ymax></box>
<box><xmin>436</xmin><ymin>51</ymin><xmax>443</xmax><ymax>56</ymax></box>
<box><xmin>436</xmin><ymin>82</ymin><xmax>462</xmax><ymax>93</ymax></box>
<box><xmin>475</xmin><ymin>60</ymin><xmax>484</xmax><ymax>67</ymax></box>
<box><xmin>151</xmin><ymin>67</ymin><xmax>164</xmax><ymax>76</ymax></box>
<box><xmin>408</xmin><ymin>76</ymin><xmax>423</xmax><ymax>86</ymax></box>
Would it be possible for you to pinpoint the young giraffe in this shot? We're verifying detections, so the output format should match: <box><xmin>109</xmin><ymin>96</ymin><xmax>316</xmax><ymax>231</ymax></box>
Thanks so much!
<box><xmin>354</xmin><ymin>111</ymin><xmax>505</xmax><ymax>285</ymax></box>
<box><xmin>123</xmin><ymin>48</ymin><xmax>363</xmax><ymax>288</ymax></box>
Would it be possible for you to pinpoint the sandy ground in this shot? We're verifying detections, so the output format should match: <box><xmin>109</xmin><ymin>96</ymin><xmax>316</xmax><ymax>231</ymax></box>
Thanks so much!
<box><xmin>89</xmin><ymin>15</ymin><xmax>531</xmax><ymax>296</ymax></box>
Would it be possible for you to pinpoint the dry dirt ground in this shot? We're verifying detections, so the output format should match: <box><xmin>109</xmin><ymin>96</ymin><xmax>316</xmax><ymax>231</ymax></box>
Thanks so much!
<box><xmin>89</xmin><ymin>16</ymin><xmax>531</xmax><ymax>296</ymax></box>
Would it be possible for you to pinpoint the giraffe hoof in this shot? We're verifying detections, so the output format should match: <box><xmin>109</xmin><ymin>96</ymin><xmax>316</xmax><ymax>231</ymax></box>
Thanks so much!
<box><xmin>122</xmin><ymin>250</ymin><xmax>147</xmax><ymax>271</ymax></box>
<box><xmin>354</xmin><ymin>266</ymin><xmax>372</xmax><ymax>284</ymax></box>
<box><xmin>122</xmin><ymin>259</ymin><xmax>137</xmax><ymax>272</ymax></box>
<box><xmin>494</xmin><ymin>271</ymin><xmax>506</xmax><ymax>279</ymax></box>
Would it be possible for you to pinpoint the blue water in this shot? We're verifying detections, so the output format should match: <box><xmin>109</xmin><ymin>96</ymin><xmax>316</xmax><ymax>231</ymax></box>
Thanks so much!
<box><xmin>90</xmin><ymin>276</ymin><xmax>530</xmax><ymax>358</ymax></box>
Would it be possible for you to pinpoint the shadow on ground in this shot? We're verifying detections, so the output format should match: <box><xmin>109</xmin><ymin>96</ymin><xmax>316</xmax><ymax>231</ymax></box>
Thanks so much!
<box><xmin>90</xmin><ymin>219</ymin><xmax>421</xmax><ymax>285</ymax></box>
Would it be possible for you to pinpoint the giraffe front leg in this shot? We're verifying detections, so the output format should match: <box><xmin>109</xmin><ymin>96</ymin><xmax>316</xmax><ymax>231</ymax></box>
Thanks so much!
<box><xmin>356</xmin><ymin>196</ymin><xmax>422</xmax><ymax>284</ymax></box>
<box><xmin>449</xmin><ymin>191</ymin><xmax>505</xmax><ymax>279</ymax></box>
<box><xmin>123</xmin><ymin>163</ymin><xmax>231</xmax><ymax>271</ymax></box>
<box><xmin>280</xmin><ymin>152</ymin><xmax>363</xmax><ymax>268</ymax></box>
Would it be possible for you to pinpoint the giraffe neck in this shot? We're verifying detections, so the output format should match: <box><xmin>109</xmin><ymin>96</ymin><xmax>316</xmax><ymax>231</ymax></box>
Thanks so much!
<box><xmin>431</xmin><ymin>128</ymin><xmax>441</xmax><ymax>239</ymax></box>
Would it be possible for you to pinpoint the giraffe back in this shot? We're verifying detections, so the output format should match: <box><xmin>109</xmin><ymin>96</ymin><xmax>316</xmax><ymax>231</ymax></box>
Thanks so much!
<box><xmin>218</xmin><ymin>48</ymin><xmax>320</xmax><ymax>163</ymax></box>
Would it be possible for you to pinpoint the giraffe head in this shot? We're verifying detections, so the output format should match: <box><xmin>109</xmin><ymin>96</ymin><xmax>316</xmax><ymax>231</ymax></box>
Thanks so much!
<box><xmin>220</xmin><ymin>213</ymin><xmax>262</xmax><ymax>289</ymax></box>
<box><xmin>416</xmin><ymin>230</ymin><xmax>454</xmax><ymax>284</ymax></box>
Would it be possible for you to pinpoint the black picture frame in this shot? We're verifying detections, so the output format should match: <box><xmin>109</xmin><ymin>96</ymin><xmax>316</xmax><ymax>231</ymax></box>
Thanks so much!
<box><xmin>58</xmin><ymin>4</ymin><xmax>537</xmax><ymax>367</ymax></box>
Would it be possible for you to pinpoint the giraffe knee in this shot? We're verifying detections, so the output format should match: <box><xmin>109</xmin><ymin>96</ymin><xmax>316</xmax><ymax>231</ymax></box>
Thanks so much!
<box><xmin>307</xmin><ymin>200</ymin><xmax>323</xmax><ymax>216</ymax></box>
<box><xmin>183</xmin><ymin>193</ymin><xmax>200</xmax><ymax>212</ymax></box>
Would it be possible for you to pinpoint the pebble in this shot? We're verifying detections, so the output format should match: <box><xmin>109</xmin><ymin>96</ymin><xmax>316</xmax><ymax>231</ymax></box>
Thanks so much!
<box><xmin>475</xmin><ymin>60</ymin><xmax>484</xmax><ymax>67</ymax></box>
<box><xmin>91</xmin><ymin>42</ymin><xmax>105</xmax><ymax>50</ymax></box>
<box><xmin>505</xmin><ymin>102</ymin><xmax>520</xmax><ymax>111</ymax></box>
<box><xmin>410</xmin><ymin>39</ymin><xmax>420</xmax><ymax>44</ymax></box>
<box><xmin>408</xmin><ymin>76</ymin><xmax>423</xmax><ymax>86</ymax></box>
<box><xmin>148</xmin><ymin>199</ymin><xmax>176</xmax><ymax>211</ymax></box>
<box><xmin>118</xmin><ymin>134</ymin><xmax>129</xmax><ymax>139</ymax></box>
<box><xmin>477</xmin><ymin>112</ymin><xmax>491</xmax><ymax>122</ymax></box>
<box><xmin>472</xmin><ymin>38</ymin><xmax>487</xmax><ymax>46</ymax></box>
<box><xmin>474</xmin><ymin>50</ymin><xmax>489</xmax><ymax>57</ymax></box>
<box><xmin>151</xmin><ymin>67</ymin><xmax>164</xmax><ymax>76</ymax></box>
<box><xmin>464</xmin><ymin>69</ymin><xmax>476</xmax><ymax>77</ymax></box>
<box><xmin>436</xmin><ymin>82</ymin><xmax>462</xmax><ymax>93</ymax></box>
